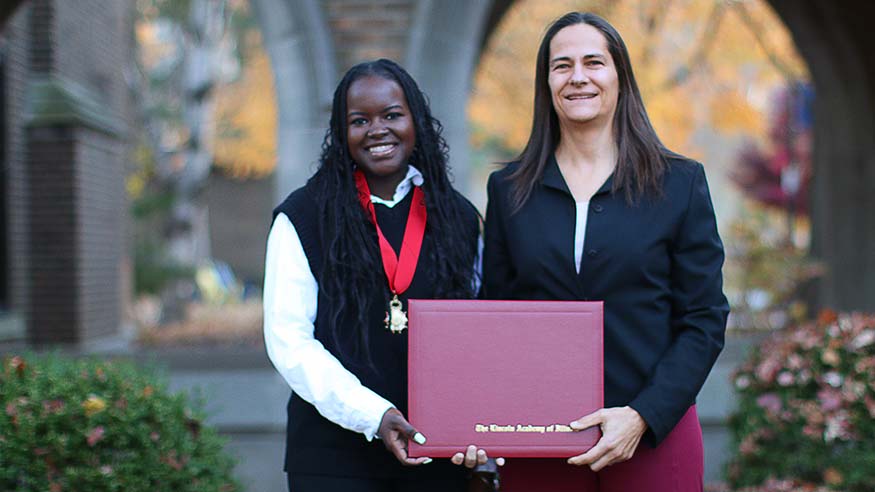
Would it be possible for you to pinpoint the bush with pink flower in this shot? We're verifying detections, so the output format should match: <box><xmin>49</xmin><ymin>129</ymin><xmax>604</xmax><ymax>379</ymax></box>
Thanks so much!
<box><xmin>0</xmin><ymin>354</ymin><xmax>239</xmax><ymax>492</ymax></box>
<box><xmin>727</xmin><ymin>311</ymin><xmax>875</xmax><ymax>491</ymax></box>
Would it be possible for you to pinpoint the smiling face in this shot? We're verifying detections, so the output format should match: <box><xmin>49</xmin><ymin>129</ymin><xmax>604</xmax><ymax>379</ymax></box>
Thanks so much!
<box><xmin>548</xmin><ymin>23</ymin><xmax>620</xmax><ymax>130</ymax></box>
<box><xmin>346</xmin><ymin>75</ymin><xmax>416</xmax><ymax>199</ymax></box>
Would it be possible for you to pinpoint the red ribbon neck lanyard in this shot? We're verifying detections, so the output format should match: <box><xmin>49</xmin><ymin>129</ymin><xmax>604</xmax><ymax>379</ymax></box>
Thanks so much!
<box><xmin>354</xmin><ymin>170</ymin><xmax>427</xmax><ymax>296</ymax></box>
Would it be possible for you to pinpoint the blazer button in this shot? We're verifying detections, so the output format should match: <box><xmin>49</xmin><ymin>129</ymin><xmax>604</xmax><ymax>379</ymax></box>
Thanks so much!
<box><xmin>593</xmin><ymin>204</ymin><xmax>604</xmax><ymax>213</ymax></box>
<box><xmin>587</xmin><ymin>249</ymin><xmax>597</xmax><ymax>257</ymax></box>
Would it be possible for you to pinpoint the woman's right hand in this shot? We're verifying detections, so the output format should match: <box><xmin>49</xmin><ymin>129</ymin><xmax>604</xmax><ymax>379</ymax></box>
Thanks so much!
<box><xmin>377</xmin><ymin>408</ymin><xmax>432</xmax><ymax>466</ymax></box>
<box><xmin>566</xmin><ymin>406</ymin><xmax>647</xmax><ymax>471</ymax></box>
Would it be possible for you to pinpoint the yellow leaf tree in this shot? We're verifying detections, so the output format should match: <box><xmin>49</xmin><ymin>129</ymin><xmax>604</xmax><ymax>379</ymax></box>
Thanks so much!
<box><xmin>213</xmin><ymin>39</ymin><xmax>277</xmax><ymax>179</ymax></box>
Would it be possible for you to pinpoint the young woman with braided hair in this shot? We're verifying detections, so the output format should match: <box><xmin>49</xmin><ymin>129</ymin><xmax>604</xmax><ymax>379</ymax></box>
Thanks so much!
<box><xmin>263</xmin><ymin>59</ymin><xmax>482</xmax><ymax>492</ymax></box>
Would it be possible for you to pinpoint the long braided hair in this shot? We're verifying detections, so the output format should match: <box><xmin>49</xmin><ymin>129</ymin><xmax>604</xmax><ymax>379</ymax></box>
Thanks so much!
<box><xmin>308</xmin><ymin>59</ymin><xmax>478</xmax><ymax>365</ymax></box>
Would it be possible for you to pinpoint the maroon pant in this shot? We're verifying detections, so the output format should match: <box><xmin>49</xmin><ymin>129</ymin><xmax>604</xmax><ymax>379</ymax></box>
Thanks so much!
<box><xmin>500</xmin><ymin>406</ymin><xmax>704</xmax><ymax>492</ymax></box>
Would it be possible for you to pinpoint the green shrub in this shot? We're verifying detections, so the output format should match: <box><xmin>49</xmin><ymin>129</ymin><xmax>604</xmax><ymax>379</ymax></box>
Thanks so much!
<box><xmin>727</xmin><ymin>311</ymin><xmax>875</xmax><ymax>491</ymax></box>
<box><xmin>0</xmin><ymin>354</ymin><xmax>239</xmax><ymax>492</ymax></box>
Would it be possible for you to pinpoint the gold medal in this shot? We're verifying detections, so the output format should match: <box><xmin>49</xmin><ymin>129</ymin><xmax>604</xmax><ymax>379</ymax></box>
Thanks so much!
<box><xmin>354</xmin><ymin>171</ymin><xmax>424</xmax><ymax>337</ymax></box>
<box><xmin>385</xmin><ymin>294</ymin><xmax>408</xmax><ymax>334</ymax></box>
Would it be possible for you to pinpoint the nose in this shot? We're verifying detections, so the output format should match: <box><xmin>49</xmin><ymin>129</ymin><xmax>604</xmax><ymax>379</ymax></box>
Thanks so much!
<box><xmin>367</xmin><ymin>126</ymin><xmax>389</xmax><ymax>139</ymax></box>
<box><xmin>570</xmin><ymin>63</ymin><xmax>588</xmax><ymax>86</ymax></box>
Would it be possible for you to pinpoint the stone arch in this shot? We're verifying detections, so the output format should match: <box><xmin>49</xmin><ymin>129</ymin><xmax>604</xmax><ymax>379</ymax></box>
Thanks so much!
<box><xmin>404</xmin><ymin>0</ymin><xmax>494</xmax><ymax>194</ymax></box>
<box><xmin>250</xmin><ymin>0</ymin><xmax>338</xmax><ymax>204</ymax></box>
<box><xmin>0</xmin><ymin>44</ymin><xmax>7</xmax><ymax>312</ymax></box>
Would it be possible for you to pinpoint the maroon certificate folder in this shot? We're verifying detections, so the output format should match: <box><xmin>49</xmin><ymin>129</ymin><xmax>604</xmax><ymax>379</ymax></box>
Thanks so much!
<box><xmin>407</xmin><ymin>299</ymin><xmax>603</xmax><ymax>458</ymax></box>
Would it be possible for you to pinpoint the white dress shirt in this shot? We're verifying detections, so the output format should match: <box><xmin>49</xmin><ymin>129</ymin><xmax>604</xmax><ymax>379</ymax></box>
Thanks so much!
<box><xmin>263</xmin><ymin>166</ymin><xmax>427</xmax><ymax>441</ymax></box>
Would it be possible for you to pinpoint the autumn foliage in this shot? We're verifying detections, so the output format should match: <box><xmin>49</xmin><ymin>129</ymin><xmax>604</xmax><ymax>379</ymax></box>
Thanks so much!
<box><xmin>214</xmin><ymin>38</ymin><xmax>277</xmax><ymax>178</ymax></box>
<box><xmin>730</xmin><ymin>83</ymin><xmax>813</xmax><ymax>215</ymax></box>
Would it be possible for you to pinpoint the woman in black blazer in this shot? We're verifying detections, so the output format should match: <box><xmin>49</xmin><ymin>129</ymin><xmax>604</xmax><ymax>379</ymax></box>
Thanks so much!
<box><xmin>482</xmin><ymin>12</ymin><xmax>729</xmax><ymax>491</ymax></box>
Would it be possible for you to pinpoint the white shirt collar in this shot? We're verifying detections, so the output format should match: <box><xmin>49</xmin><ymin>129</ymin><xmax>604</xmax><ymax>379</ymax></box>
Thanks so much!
<box><xmin>369</xmin><ymin>165</ymin><xmax>425</xmax><ymax>208</ymax></box>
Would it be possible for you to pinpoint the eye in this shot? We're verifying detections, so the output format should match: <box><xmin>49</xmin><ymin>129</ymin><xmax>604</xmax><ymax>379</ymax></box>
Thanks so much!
<box><xmin>552</xmin><ymin>63</ymin><xmax>571</xmax><ymax>71</ymax></box>
<box><xmin>586</xmin><ymin>60</ymin><xmax>605</xmax><ymax>67</ymax></box>
<box><xmin>385</xmin><ymin>112</ymin><xmax>404</xmax><ymax>120</ymax></box>
<box><xmin>349</xmin><ymin>117</ymin><xmax>368</xmax><ymax>126</ymax></box>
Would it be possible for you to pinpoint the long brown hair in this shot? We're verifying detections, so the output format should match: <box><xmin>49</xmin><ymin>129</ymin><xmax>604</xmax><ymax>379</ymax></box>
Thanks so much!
<box><xmin>508</xmin><ymin>12</ymin><xmax>678</xmax><ymax>211</ymax></box>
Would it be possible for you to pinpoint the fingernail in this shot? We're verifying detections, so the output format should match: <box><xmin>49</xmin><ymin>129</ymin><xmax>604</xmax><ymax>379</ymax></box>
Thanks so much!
<box><xmin>413</xmin><ymin>432</ymin><xmax>427</xmax><ymax>445</ymax></box>
<box><xmin>422</xmin><ymin>457</ymin><xmax>433</xmax><ymax>464</ymax></box>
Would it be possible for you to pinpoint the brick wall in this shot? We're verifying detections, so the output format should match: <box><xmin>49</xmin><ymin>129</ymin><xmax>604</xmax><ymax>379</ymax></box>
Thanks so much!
<box><xmin>76</xmin><ymin>128</ymin><xmax>125</xmax><ymax>341</ymax></box>
<box><xmin>56</xmin><ymin>0</ymin><xmax>131</xmax><ymax>343</ymax></box>
<box><xmin>55</xmin><ymin>0</ymin><xmax>131</xmax><ymax>114</ymax></box>
<box><xmin>323</xmin><ymin>0</ymin><xmax>416</xmax><ymax>71</ymax></box>
<box><xmin>8</xmin><ymin>0</ymin><xmax>133</xmax><ymax>345</ymax></box>
<box><xmin>3</xmin><ymin>6</ymin><xmax>31</xmax><ymax>325</ymax></box>
<box><xmin>28</xmin><ymin>0</ymin><xmax>53</xmax><ymax>74</ymax></box>
<box><xmin>27</xmin><ymin>125</ymin><xmax>79</xmax><ymax>344</ymax></box>
<box><xmin>26</xmin><ymin>126</ymin><xmax>127</xmax><ymax>346</ymax></box>
<box><xmin>207</xmin><ymin>172</ymin><xmax>273</xmax><ymax>285</ymax></box>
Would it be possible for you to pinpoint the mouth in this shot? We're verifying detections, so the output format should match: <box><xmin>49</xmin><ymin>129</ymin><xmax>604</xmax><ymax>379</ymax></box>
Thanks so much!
<box><xmin>366</xmin><ymin>143</ymin><xmax>398</xmax><ymax>157</ymax></box>
<box><xmin>565</xmin><ymin>93</ymin><xmax>597</xmax><ymax>101</ymax></box>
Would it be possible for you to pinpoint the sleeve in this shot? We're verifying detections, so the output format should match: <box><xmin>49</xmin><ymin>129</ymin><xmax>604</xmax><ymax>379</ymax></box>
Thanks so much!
<box><xmin>263</xmin><ymin>213</ymin><xmax>394</xmax><ymax>441</ymax></box>
<box><xmin>628</xmin><ymin>164</ymin><xmax>730</xmax><ymax>446</ymax></box>
<box><xmin>482</xmin><ymin>173</ymin><xmax>516</xmax><ymax>300</ymax></box>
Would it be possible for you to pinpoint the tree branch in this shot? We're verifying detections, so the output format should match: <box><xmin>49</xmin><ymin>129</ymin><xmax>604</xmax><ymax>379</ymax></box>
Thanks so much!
<box><xmin>661</xmin><ymin>1</ymin><xmax>726</xmax><ymax>91</ymax></box>
<box><xmin>731</xmin><ymin>0</ymin><xmax>801</xmax><ymax>81</ymax></box>
<box><xmin>639</xmin><ymin>0</ymin><xmax>674</xmax><ymax>68</ymax></box>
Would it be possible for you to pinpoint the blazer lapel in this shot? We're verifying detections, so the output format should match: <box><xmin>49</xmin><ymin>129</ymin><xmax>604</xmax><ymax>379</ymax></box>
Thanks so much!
<box><xmin>540</xmin><ymin>154</ymin><xmax>572</xmax><ymax>195</ymax></box>
<box><xmin>534</xmin><ymin>155</ymin><xmax>585</xmax><ymax>296</ymax></box>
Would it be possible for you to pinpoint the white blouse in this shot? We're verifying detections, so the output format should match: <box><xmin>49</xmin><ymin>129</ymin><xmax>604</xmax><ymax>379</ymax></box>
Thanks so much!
<box><xmin>574</xmin><ymin>201</ymin><xmax>590</xmax><ymax>273</ymax></box>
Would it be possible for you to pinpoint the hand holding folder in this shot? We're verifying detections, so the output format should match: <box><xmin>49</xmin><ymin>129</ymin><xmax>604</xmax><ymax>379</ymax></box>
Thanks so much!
<box><xmin>376</xmin><ymin>408</ymin><xmax>432</xmax><ymax>466</ymax></box>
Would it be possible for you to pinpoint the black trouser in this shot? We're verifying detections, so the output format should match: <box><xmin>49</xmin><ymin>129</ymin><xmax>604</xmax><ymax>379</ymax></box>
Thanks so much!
<box><xmin>287</xmin><ymin>473</ymin><xmax>467</xmax><ymax>492</ymax></box>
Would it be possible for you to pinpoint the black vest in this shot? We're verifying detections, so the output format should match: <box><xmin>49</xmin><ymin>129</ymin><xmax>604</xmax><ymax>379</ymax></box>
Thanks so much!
<box><xmin>272</xmin><ymin>182</ymin><xmax>478</xmax><ymax>479</ymax></box>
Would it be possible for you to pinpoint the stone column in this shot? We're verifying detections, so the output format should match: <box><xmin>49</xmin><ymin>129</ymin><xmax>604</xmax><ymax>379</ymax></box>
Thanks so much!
<box><xmin>770</xmin><ymin>0</ymin><xmax>875</xmax><ymax>311</ymax></box>
<box><xmin>25</xmin><ymin>0</ymin><xmax>129</xmax><ymax>345</ymax></box>
<box><xmin>250</xmin><ymin>0</ymin><xmax>337</xmax><ymax>205</ymax></box>
<box><xmin>406</xmin><ymin>0</ymin><xmax>493</xmax><ymax>197</ymax></box>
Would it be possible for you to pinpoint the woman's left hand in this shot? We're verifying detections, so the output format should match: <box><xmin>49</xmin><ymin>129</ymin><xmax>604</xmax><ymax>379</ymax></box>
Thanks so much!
<box><xmin>566</xmin><ymin>406</ymin><xmax>647</xmax><ymax>471</ymax></box>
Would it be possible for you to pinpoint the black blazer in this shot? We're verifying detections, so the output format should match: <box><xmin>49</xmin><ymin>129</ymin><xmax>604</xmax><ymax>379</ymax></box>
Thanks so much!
<box><xmin>483</xmin><ymin>155</ymin><xmax>730</xmax><ymax>446</ymax></box>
